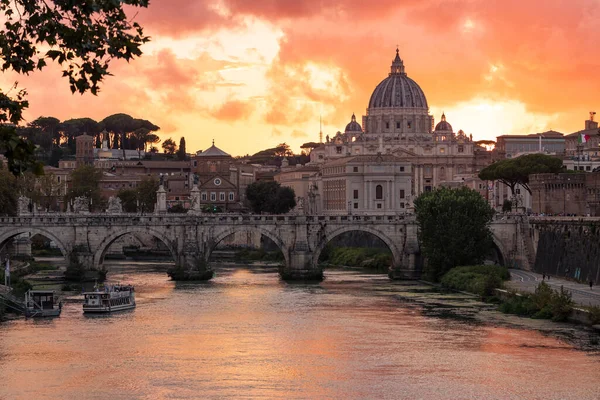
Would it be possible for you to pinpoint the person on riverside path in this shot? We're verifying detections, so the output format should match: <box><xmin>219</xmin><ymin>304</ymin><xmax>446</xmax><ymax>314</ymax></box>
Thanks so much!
<box><xmin>590</xmin><ymin>280</ymin><xmax>594</xmax><ymax>290</ymax></box>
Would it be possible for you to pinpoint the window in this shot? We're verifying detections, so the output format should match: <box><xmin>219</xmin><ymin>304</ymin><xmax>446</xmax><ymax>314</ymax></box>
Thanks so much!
<box><xmin>353</xmin><ymin>166</ymin><xmax>359</xmax><ymax>172</ymax></box>
<box><xmin>319</xmin><ymin>155</ymin><xmax>324</xmax><ymax>160</ymax></box>
<box><xmin>57</xmin><ymin>176</ymin><xmax>61</xmax><ymax>183</ymax></box>
<box><xmin>353</xmin><ymin>190</ymin><xmax>359</xmax><ymax>199</ymax></box>
<box><xmin>385</xmin><ymin>122</ymin><xmax>390</xmax><ymax>129</ymax></box>
<box><xmin>336</xmin><ymin>146</ymin><xmax>342</xmax><ymax>154</ymax></box>
<box><xmin>193</xmin><ymin>160</ymin><xmax>198</xmax><ymax>167</ymax></box>
<box><xmin>400</xmin><ymin>166</ymin><xmax>405</xmax><ymax>172</ymax></box>
<box><xmin>353</xmin><ymin>203</ymin><xmax>358</xmax><ymax>209</ymax></box>
<box><xmin>516</xmin><ymin>189</ymin><xmax>521</xmax><ymax>195</ymax></box>
<box><xmin>425</xmin><ymin>186</ymin><xmax>432</xmax><ymax>192</ymax></box>
<box><xmin>375</xmin><ymin>185</ymin><xmax>383</xmax><ymax>200</ymax></box>
<box><xmin>396</xmin><ymin>122</ymin><xmax>400</xmax><ymax>129</ymax></box>
<box><xmin>400</xmin><ymin>189</ymin><xmax>405</xmax><ymax>198</ymax></box>
<box><xmin>400</xmin><ymin>202</ymin><xmax>405</xmax><ymax>208</ymax></box>
<box><xmin>586</xmin><ymin>166</ymin><xmax>591</xmax><ymax>171</ymax></box>
<box><xmin>440</xmin><ymin>148</ymin><xmax>445</xmax><ymax>154</ymax></box>
<box><xmin>229</xmin><ymin>192</ymin><xmax>235</xmax><ymax>201</ymax></box>
<box><xmin>407</xmin><ymin>121</ymin><xmax>412</xmax><ymax>129</ymax></box>
<box><xmin>210</xmin><ymin>192</ymin><xmax>216</xmax><ymax>201</ymax></box>
<box><xmin>377</xmin><ymin>203</ymin><xmax>382</xmax><ymax>209</ymax></box>
<box><xmin>220</xmin><ymin>192</ymin><xmax>225</xmax><ymax>201</ymax></box>
<box><xmin>458</xmin><ymin>145</ymin><xmax>464</xmax><ymax>153</ymax></box>
<box><xmin>175</xmin><ymin>196</ymin><xmax>180</xmax><ymax>201</ymax></box>
<box><xmin>201</xmin><ymin>192</ymin><xmax>207</xmax><ymax>201</ymax></box>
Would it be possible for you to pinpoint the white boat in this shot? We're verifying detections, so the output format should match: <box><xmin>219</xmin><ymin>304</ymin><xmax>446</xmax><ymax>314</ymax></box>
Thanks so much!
<box><xmin>83</xmin><ymin>284</ymin><xmax>136</xmax><ymax>313</ymax></box>
<box><xmin>25</xmin><ymin>290</ymin><xmax>62</xmax><ymax>318</ymax></box>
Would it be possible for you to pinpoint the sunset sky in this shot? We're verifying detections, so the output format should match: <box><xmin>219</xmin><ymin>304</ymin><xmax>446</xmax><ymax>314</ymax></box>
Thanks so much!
<box><xmin>4</xmin><ymin>0</ymin><xmax>600</xmax><ymax>155</ymax></box>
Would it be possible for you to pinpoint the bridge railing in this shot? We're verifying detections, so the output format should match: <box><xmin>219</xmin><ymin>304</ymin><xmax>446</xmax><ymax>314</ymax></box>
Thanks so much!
<box><xmin>0</xmin><ymin>213</ymin><xmax>415</xmax><ymax>226</ymax></box>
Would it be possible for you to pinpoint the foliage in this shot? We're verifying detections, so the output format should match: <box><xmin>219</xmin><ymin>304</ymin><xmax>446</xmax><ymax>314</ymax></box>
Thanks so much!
<box><xmin>0</xmin><ymin>125</ymin><xmax>43</xmax><ymax>176</ymax></box>
<box><xmin>137</xmin><ymin>176</ymin><xmax>158</xmax><ymax>213</ymax></box>
<box><xmin>246</xmin><ymin>181</ymin><xmax>296</xmax><ymax>214</ymax></box>
<box><xmin>61</xmin><ymin>117</ymin><xmax>101</xmax><ymax>151</ymax></box>
<box><xmin>587</xmin><ymin>305</ymin><xmax>600</xmax><ymax>325</ymax></box>
<box><xmin>502</xmin><ymin>199</ymin><xmax>512</xmax><ymax>213</ymax></box>
<box><xmin>177</xmin><ymin>137</ymin><xmax>187</xmax><ymax>161</ymax></box>
<box><xmin>64</xmin><ymin>252</ymin><xmax>86</xmax><ymax>282</ymax></box>
<box><xmin>499</xmin><ymin>281</ymin><xmax>574</xmax><ymax>322</ymax></box>
<box><xmin>300</xmin><ymin>141</ymin><xmax>321</xmax><ymax>150</ymax></box>
<box><xmin>414</xmin><ymin>187</ymin><xmax>495</xmax><ymax>281</ymax></box>
<box><xmin>0</xmin><ymin>167</ymin><xmax>17</xmax><ymax>215</ymax></box>
<box><xmin>322</xmin><ymin>247</ymin><xmax>392</xmax><ymax>271</ymax></box>
<box><xmin>0</xmin><ymin>0</ymin><xmax>150</xmax><ymax>172</ymax></box>
<box><xmin>478</xmin><ymin>153</ymin><xmax>563</xmax><ymax>195</ymax></box>
<box><xmin>162</xmin><ymin>138</ymin><xmax>177</xmax><ymax>155</ymax></box>
<box><xmin>117</xmin><ymin>188</ymin><xmax>138</xmax><ymax>213</ymax></box>
<box><xmin>168</xmin><ymin>203</ymin><xmax>187</xmax><ymax>213</ymax></box>
<box><xmin>65</xmin><ymin>165</ymin><xmax>103</xmax><ymax>210</ymax></box>
<box><xmin>441</xmin><ymin>265</ymin><xmax>510</xmax><ymax>298</ymax></box>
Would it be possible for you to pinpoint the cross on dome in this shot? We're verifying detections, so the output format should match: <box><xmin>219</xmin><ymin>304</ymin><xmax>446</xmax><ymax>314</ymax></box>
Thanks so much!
<box><xmin>391</xmin><ymin>48</ymin><xmax>405</xmax><ymax>75</ymax></box>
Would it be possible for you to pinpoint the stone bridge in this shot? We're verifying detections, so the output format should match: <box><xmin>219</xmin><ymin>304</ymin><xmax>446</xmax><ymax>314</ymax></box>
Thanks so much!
<box><xmin>0</xmin><ymin>213</ymin><xmax>538</xmax><ymax>280</ymax></box>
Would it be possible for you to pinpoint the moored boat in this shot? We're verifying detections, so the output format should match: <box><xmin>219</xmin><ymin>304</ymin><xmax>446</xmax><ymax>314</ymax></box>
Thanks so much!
<box><xmin>83</xmin><ymin>284</ymin><xmax>136</xmax><ymax>313</ymax></box>
<box><xmin>25</xmin><ymin>290</ymin><xmax>62</xmax><ymax>318</ymax></box>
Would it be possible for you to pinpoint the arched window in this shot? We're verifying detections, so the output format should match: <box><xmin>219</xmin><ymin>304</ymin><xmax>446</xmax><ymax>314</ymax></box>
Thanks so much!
<box><xmin>375</xmin><ymin>185</ymin><xmax>383</xmax><ymax>200</ymax></box>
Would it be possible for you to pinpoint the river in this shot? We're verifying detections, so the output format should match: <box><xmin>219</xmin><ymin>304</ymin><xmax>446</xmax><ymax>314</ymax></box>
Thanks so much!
<box><xmin>1</xmin><ymin>261</ymin><xmax>599</xmax><ymax>400</ymax></box>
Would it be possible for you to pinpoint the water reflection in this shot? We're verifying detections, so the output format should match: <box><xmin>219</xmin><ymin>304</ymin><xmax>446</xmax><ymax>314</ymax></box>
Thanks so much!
<box><xmin>0</xmin><ymin>262</ymin><xmax>598</xmax><ymax>400</ymax></box>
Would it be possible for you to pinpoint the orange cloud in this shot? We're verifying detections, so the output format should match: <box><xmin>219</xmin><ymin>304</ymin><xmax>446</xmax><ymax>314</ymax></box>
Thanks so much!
<box><xmin>211</xmin><ymin>99</ymin><xmax>255</xmax><ymax>121</ymax></box>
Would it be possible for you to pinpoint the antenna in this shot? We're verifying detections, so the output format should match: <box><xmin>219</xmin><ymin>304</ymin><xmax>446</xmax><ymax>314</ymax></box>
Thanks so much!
<box><xmin>319</xmin><ymin>115</ymin><xmax>323</xmax><ymax>143</ymax></box>
<box><xmin>590</xmin><ymin>111</ymin><xmax>596</xmax><ymax>122</ymax></box>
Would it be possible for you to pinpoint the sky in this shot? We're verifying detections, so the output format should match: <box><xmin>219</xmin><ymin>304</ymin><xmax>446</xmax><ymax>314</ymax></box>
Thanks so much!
<box><xmin>3</xmin><ymin>0</ymin><xmax>600</xmax><ymax>155</ymax></box>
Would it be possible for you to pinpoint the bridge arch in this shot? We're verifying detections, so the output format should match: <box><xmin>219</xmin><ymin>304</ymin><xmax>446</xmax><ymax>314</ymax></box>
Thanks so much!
<box><xmin>311</xmin><ymin>226</ymin><xmax>403</xmax><ymax>269</ymax></box>
<box><xmin>490</xmin><ymin>233</ymin><xmax>507</xmax><ymax>266</ymax></box>
<box><xmin>0</xmin><ymin>228</ymin><xmax>69</xmax><ymax>262</ymax></box>
<box><xmin>93</xmin><ymin>227</ymin><xmax>178</xmax><ymax>269</ymax></box>
<box><xmin>206</xmin><ymin>226</ymin><xmax>290</xmax><ymax>267</ymax></box>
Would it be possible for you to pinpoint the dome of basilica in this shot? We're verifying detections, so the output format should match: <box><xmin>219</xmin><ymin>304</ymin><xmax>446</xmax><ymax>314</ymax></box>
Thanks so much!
<box><xmin>434</xmin><ymin>113</ymin><xmax>453</xmax><ymax>132</ymax></box>
<box><xmin>345</xmin><ymin>113</ymin><xmax>363</xmax><ymax>133</ymax></box>
<box><xmin>368</xmin><ymin>49</ymin><xmax>428</xmax><ymax>110</ymax></box>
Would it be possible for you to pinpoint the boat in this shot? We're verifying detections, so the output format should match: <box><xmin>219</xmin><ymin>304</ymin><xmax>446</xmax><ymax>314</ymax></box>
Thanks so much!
<box><xmin>24</xmin><ymin>290</ymin><xmax>62</xmax><ymax>318</ymax></box>
<box><xmin>83</xmin><ymin>284</ymin><xmax>136</xmax><ymax>313</ymax></box>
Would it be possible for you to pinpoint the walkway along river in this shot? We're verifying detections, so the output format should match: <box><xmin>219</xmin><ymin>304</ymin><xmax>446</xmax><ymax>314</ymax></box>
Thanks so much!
<box><xmin>1</xmin><ymin>261</ymin><xmax>599</xmax><ymax>400</ymax></box>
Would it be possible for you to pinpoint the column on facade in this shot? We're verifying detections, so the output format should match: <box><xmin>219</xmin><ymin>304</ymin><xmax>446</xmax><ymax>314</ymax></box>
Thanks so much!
<box><xmin>391</xmin><ymin>180</ymin><xmax>396</xmax><ymax>210</ymax></box>
<box><xmin>386</xmin><ymin>181</ymin><xmax>391</xmax><ymax>211</ymax></box>
<box><xmin>363</xmin><ymin>179</ymin><xmax>368</xmax><ymax>212</ymax></box>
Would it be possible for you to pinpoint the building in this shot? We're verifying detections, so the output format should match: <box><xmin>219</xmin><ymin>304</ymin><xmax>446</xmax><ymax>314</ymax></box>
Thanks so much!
<box><xmin>191</xmin><ymin>141</ymin><xmax>257</xmax><ymax>211</ymax></box>
<box><xmin>293</xmin><ymin>49</ymin><xmax>490</xmax><ymax>215</ymax></box>
<box><xmin>563</xmin><ymin>113</ymin><xmax>600</xmax><ymax>172</ymax></box>
<box><xmin>75</xmin><ymin>134</ymin><xmax>94</xmax><ymax>166</ymax></box>
<box><xmin>274</xmin><ymin>161</ymin><xmax>319</xmax><ymax>213</ymax></box>
<box><xmin>529</xmin><ymin>173</ymin><xmax>600</xmax><ymax>216</ymax></box>
<box><xmin>496</xmin><ymin>131</ymin><xmax>565</xmax><ymax>158</ymax></box>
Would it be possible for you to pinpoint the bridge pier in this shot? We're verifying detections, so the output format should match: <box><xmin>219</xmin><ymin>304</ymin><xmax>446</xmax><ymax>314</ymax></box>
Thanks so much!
<box><xmin>281</xmin><ymin>251</ymin><xmax>323</xmax><ymax>281</ymax></box>
<box><xmin>169</xmin><ymin>252</ymin><xmax>213</xmax><ymax>281</ymax></box>
<box><xmin>388</xmin><ymin>253</ymin><xmax>420</xmax><ymax>280</ymax></box>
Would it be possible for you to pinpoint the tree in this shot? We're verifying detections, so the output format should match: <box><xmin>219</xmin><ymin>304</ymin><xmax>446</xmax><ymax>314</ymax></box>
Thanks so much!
<box><xmin>162</xmin><ymin>138</ymin><xmax>177</xmax><ymax>155</ymax></box>
<box><xmin>300</xmin><ymin>142</ymin><xmax>321</xmax><ymax>151</ymax></box>
<box><xmin>117</xmin><ymin>188</ymin><xmax>138</xmax><ymax>213</ymax></box>
<box><xmin>65</xmin><ymin>165</ymin><xmax>103</xmax><ymax>210</ymax></box>
<box><xmin>137</xmin><ymin>176</ymin><xmax>158</xmax><ymax>213</ymax></box>
<box><xmin>177</xmin><ymin>137</ymin><xmax>187</xmax><ymax>161</ymax></box>
<box><xmin>478</xmin><ymin>153</ymin><xmax>563</xmax><ymax>196</ymax></box>
<box><xmin>61</xmin><ymin>118</ymin><xmax>101</xmax><ymax>152</ymax></box>
<box><xmin>246</xmin><ymin>181</ymin><xmax>296</xmax><ymax>214</ymax></box>
<box><xmin>0</xmin><ymin>168</ymin><xmax>17</xmax><ymax>215</ymax></box>
<box><xmin>0</xmin><ymin>1</ymin><xmax>150</xmax><ymax>174</ymax></box>
<box><xmin>414</xmin><ymin>187</ymin><xmax>495</xmax><ymax>281</ymax></box>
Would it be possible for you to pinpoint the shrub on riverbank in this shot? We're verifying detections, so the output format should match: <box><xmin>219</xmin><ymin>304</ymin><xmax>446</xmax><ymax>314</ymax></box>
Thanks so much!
<box><xmin>234</xmin><ymin>249</ymin><xmax>284</xmax><ymax>262</ymax></box>
<box><xmin>440</xmin><ymin>265</ymin><xmax>510</xmax><ymax>298</ymax></box>
<box><xmin>499</xmin><ymin>282</ymin><xmax>574</xmax><ymax>322</ymax></box>
<box><xmin>322</xmin><ymin>247</ymin><xmax>392</xmax><ymax>271</ymax></box>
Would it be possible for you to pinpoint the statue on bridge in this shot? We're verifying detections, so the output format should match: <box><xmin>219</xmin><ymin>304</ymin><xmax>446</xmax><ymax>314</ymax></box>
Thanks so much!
<box><xmin>18</xmin><ymin>196</ymin><xmax>31</xmax><ymax>216</ymax></box>
<box><xmin>72</xmin><ymin>196</ymin><xmax>89</xmax><ymax>214</ymax></box>
<box><xmin>106</xmin><ymin>196</ymin><xmax>123</xmax><ymax>214</ymax></box>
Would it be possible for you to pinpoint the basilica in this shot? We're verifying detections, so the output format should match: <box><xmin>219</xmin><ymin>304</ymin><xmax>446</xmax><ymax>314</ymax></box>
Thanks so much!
<box><xmin>278</xmin><ymin>49</ymin><xmax>492</xmax><ymax>214</ymax></box>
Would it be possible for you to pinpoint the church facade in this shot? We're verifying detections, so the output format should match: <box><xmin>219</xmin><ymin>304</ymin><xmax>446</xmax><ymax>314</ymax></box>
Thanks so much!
<box><xmin>299</xmin><ymin>49</ymin><xmax>491</xmax><ymax>215</ymax></box>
